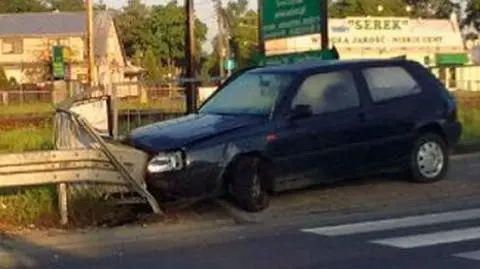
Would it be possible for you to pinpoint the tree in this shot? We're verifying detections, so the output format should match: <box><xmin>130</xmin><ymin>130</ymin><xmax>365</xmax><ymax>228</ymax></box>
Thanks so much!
<box><xmin>145</xmin><ymin>0</ymin><xmax>207</xmax><ymax>76</ymax></box>
<box><xmin>0</xmin><ymin>0</ymin><xmax>47</xmax><ymax>13</ymax></box>
<box><xmin>329</xmin><ymin>0</ymin><xmax>411</xmax><ymax>17</ymax></box>
<box><xmin>142</xmin><ymin>49</ymin><xmax>165</xmax><ymax>80</ymax></box>
<box><xmin>464</xmin><ymin>0</ymin><xmax>480</xmax><ymax>31</ymax></box>
<box><xmin>94</xmin><ymin>0</ymin><xmax>107</xmax><ymax>10</ymax></box>
<box><xmin>403</xmin><ymin>0</ymin><xmax>459</xmax><ymax>19</ymax></box>
<box><xmin>328</xmin><ymin>0</ymin><xmax>458</xmax><ymax>18</ymax></box>
<box><xmin>116</xmin><ymin>0</ymin><xmax>150</xmax><ymax>58</ymax></box>
<box><xmin>213</xmin><ymin>0</ymin><xmax>258</xmax><ymax>71</ymax></box>
<box><xmin>45</xmin><ymin>0</ymin><xmax>84</xmax><ymax>11</ymax></box>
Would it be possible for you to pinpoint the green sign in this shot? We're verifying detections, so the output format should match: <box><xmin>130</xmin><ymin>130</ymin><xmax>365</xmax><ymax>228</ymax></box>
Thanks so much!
<box><xmin>52</xmin><ymin>46</ymin><xmax>65</xmax><ymax>80</ymax></box>
<box><xmin>262</xmin><ymin>0</ymin><xmax>322</xmax><ymax>40</ymax></box>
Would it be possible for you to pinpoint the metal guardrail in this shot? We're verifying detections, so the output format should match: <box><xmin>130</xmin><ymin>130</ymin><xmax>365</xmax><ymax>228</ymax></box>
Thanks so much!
<box><xmin>0</xmin><ymin>100</ymin><xmax>164</xmax><ymax>225</ymax></box>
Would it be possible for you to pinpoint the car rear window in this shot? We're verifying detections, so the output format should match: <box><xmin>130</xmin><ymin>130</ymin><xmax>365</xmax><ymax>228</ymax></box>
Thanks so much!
<box><xmin>362</xmin><ymin>66</ymin><xmax>422</xmax><ymax>102</ymax></box>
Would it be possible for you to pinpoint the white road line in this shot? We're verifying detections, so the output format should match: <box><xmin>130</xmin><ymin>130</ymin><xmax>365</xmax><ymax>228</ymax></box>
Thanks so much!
<box><xmin>453</xmin><ymin>250</ymin><xmax>480</xmax><ymax>261</ymax></box>
<box><xmin>370</xmin><ymin>226</ymin><xmax>480</xmax><ymax>249</ymax></box>
<box><xmin>301</xmin><ymin>208</ymin><xmax>480</xmax><ymax>236</ymax></box>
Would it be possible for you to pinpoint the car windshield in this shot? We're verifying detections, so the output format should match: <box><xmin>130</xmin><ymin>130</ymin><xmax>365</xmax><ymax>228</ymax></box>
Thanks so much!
<box><xmin>198</xmin><ymin>72</ymin><xmax>294</xmax><ymax>116</ymax></box>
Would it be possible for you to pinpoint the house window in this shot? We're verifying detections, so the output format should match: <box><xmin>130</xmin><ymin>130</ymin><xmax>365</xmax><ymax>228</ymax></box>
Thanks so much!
<box><xmin>2</xmin><ymin>39</ymin><xmax>23</xmax><ymax>54</ymax></box>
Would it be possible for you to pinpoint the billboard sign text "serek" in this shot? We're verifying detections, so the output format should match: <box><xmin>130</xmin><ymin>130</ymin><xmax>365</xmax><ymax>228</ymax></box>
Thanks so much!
<box><xmin>262</xmin><ymin>0</ymin><xmax>322</xmax><ymax>40</ymax></box>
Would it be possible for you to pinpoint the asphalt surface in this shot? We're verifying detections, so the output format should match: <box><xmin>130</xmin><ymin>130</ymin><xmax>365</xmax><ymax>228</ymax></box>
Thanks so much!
<box><xmin>3</xmin><ymin>206</ymin><xmax>480</xmax><ymax>269</ymax></box>
<box><xmin>2</xmin><ymin>153</ymin><xmax>480</xmax><ymax>269</ymax></box>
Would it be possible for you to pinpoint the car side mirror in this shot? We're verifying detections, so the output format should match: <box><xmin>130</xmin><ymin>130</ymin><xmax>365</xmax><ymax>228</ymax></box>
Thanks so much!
<box><xmin>289</xmin><ymin>104</ymin><xmax>313</xmax><ymax>120</ymax></box>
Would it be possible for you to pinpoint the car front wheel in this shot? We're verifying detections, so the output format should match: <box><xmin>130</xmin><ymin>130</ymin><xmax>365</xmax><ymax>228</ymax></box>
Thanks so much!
<box><xmin>230</xmin><ymin>157</ymin><xmax>270</xmax><ymax>212</ymax></box>
<box><xmin>409</xmin><ymin>133</ymin><xmax>449</xmax><ymax>183</ymax></box>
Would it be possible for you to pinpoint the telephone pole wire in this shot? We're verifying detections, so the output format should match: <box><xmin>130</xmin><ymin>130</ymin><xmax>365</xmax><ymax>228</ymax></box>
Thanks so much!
<box><xmin>185</xmin><ymin>0</ymin><xmax>196</xmax><ymax>113</ymax></box>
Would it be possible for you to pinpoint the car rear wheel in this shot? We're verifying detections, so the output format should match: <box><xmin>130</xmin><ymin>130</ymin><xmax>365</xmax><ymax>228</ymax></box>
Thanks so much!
<box><xmin>408</xmin><ymin>133</ymin><xmax>449</xmax><ymax>183</ymax></box>
<box><xmin>230</xmin><ymin>157</ymin><xmax>270</xmax><ymax>212</ymax></box>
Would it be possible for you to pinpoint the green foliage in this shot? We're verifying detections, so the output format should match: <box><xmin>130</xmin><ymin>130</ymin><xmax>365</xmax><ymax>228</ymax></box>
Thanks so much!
<box><xmin>142</xmin><ymin>49</ymin><xmax>165</xmax><ymax>80</ymax></box>
<box><xmin>0</xmin><ymin>0</ymin><xmax>47</xmax><ymax>13</ymax></box>
<box><xmin>45</xmin><ymin>0</ymin><xmax>84</xmax><ymax>11</ymax></box>
<box><xmin>0</xmin><ymin>0</ymin><xmax>100</xmax><ymax>12</ymax></box>
<box><xmin>329</xmin><ymin>0</ymin><xmax>458</xmax><ymax>18</ymax></box>
<box><xmin>117</xmin><ymin>0</ymin><xmax>207</xmax><ymax>67</ymax></box>
<box><xmin>404</xmin><ymin>0</ymin><xmax>459</xmax><ymax>19</ymax></box>
<box><xmin>211</xmin><ymin>0</ymin><xmax>258</xmax><ymax>74</ymax></box>
<box><xmin>464</xmin><ymin>0</ymin><xmax>480</xmax><ymax>31</ymax></box>
<box><xmin>145</xmin><ymin>1</ymin><xmax>207</xmax><ymax>70</ymax></box>
<box><xmin>116</xmin><ymin>0</ymin><xmax>150</xmax><ymax>58</ymax></box>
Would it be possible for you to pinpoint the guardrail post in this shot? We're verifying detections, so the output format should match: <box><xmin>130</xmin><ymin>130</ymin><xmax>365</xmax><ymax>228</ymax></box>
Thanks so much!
<box><xmin>58</xmin><ymin>183</ymin><xmax>69</xmax><ymax>225</ymax></box>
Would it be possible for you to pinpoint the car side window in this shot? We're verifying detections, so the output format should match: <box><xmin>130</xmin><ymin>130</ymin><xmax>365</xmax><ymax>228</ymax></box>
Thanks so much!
<box><xmin>291</xmin><ymin>70</ymin><xmax>360</xmax><ymax>115</ymax></box>
<box><xmin>362</xmin><ymin>66</ymin><xmax>421</xmax><ymax>102</ymax></box>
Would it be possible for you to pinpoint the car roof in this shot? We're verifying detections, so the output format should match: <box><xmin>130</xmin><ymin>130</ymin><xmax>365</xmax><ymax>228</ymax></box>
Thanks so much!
<box><xmin>249</xmin><ymin>58</ymin><xmax>413</xmax><ymax>74</ymax></box>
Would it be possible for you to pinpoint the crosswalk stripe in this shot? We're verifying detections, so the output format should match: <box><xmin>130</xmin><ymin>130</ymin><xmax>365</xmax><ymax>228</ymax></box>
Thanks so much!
<box><xmin>453</xmin><ymin>250</ymin><xmax>480</xmax><ymax>261</ymax></box>
<box><xmin>301</xmin><ymin>208</ymin><xmax>480</xmax><ymax>236</ymax></box>
<box><xmin>370</xmin><ymin>226</ymin><xmax>480</xmax><ymax>249</ymax></box>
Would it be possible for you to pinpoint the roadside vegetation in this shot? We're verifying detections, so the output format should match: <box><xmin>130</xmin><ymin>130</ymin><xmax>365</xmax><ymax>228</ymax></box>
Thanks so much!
<box><xmin>0</xmin><ymin>98</ymin><xmax>186</xmax><ymax>117</ymax></box>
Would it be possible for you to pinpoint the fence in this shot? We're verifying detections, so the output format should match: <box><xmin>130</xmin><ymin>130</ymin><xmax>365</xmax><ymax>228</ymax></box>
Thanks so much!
<box><xmin>429</xmin><ymin>64</ymin><xmax>480</xmax><ymax>92</ymax></box>
<box><xmin>111</xmin><ymin>78</ymin><xmax>221</xmax><ymax>137</ymax></box>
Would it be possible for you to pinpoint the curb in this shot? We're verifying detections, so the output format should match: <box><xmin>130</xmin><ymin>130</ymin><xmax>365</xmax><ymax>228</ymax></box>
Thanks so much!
<box><xmin>453</xmin><ymin>142</ymin><xmax>480</xmax><ymax>155</ymax></box>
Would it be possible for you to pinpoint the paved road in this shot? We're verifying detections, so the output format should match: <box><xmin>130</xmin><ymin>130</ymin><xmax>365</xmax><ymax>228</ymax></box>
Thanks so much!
<box><xmin>4</xmin><ymin>206</ymin><xmax>480</xmax><ymax>269</ymax></box>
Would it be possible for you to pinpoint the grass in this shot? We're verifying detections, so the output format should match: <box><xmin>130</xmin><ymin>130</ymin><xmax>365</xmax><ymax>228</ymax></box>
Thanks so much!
<box><xmin>0</xmin><ymin>98</ymin><xmax>186</xmax><ymax>117</ymax></box>
<box><xmin>458</xmin><ymin>108</ymin><xmax>480</xmax><ymax>143</ymax></box>
<box><xmin>0</xmin><ymin>125</ymin><xmax>54</xmax><ymax>153</ymax></box>
<box><xmin>0</xmin><ymin>185</ymin><xmax>58</xmax><ymax>227</ymax></box>
<box><xmin>0</xmin><ymin>102</ymin><xmax>53</xmax><ymax>116</ymax></box>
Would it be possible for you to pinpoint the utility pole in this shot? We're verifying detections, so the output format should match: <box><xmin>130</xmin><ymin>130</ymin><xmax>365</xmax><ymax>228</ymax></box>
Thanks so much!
<box><xmin>320</xmin><ymin>0</ymin><xmax>329</xmax><ymax>50</ymax></box>
<box><xmin>216</xmin><ymin>5</ymin><xmax>225</xmax><ymax>78</ymax></box>
<box><xmin>185</xmin><ymin>0</ymin><xmax>196</xmax><ymax>113</ymax></box>
<box><xmin>257</xmin><ymin>0</ymin><xmax>265</xmax><ymax>55</ymax></box>
<box><xmin>85</xmin><ymin>0</ymin><xmax>96</xmax><ymax>86</ymax></box>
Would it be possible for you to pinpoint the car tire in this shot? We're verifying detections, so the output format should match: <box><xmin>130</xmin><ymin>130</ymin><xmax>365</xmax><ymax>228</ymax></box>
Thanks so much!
<box><xmin>408</xmin><ymin>133</ymin><xmax>449</xmax><ymax>183</ymax></box>
<box><xmin>230</xmin><ymin>157</ymin><xmax>270</xmax><ymax>212</ymax></box>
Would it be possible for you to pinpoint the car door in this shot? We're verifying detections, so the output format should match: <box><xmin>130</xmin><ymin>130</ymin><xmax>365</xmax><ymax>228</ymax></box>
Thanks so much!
<box><xmin>270</xmin><ymin>69</ymin><xmax>370</xmax><ymax>191</ymax></box>
<box><xmin>356</xmin><ymin>64</ymin><xmax>426</xmax><ymax>169</ymax></box>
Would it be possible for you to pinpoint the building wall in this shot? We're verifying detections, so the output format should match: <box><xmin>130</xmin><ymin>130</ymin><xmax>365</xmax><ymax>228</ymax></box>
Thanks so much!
<box><xmin>0</xmin><ymin>29</ymin><xmax>136</xmax><ymax>97</ymax></box>
<box><xmin>0</xmin><ymin>35</ymin><xmax>85</xmax><ymax>83</ymax></box>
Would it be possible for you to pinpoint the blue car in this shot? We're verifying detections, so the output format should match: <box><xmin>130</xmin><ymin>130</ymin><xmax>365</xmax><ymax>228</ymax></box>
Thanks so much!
<box><xmin>127</xmin><ymin>59</ymin><xmax>462</xmax><ymax>212</ymax></box>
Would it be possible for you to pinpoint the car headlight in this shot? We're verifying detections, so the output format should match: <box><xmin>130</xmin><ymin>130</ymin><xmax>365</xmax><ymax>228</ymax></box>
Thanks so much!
<box><xmin>147</xmin><ymin>151</ymin><xmax>185</xmax><ymax>173</ymax></box>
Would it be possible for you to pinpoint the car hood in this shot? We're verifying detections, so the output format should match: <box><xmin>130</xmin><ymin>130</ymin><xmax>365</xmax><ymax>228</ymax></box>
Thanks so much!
<box><xmin>127</xmin><ymin>113</ymin><xmax>264</xmax><ymax>152</ymax></box>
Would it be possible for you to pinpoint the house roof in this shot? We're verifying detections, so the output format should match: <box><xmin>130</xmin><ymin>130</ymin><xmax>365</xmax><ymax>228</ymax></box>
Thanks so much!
<box><xmin>0</xmin><ymin>11</ymin><xmax>116</xmax><ymax>59</ymax></box>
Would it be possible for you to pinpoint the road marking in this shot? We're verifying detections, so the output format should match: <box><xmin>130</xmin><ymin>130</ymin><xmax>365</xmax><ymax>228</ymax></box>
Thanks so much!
<box><xmin>370</xmin><ymin>226</ymin><xmax>480</xmax><ymax>249</ymax></box>
<box><xmin>301</xmin><ymin>208</ymin><xmax>480</xmax><ymax>236</ymax></box>
<box><xmin>453</xmin><ymin>250</ymin><xmax>480</xmax><ymax>261</ymax></box>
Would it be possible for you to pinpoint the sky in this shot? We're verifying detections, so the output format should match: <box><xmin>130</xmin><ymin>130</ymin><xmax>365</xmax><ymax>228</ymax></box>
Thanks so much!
<box><xmin>104</xmin><ymin>0</ymin><xmax>258</xmax><ymax>52</ymax></box>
